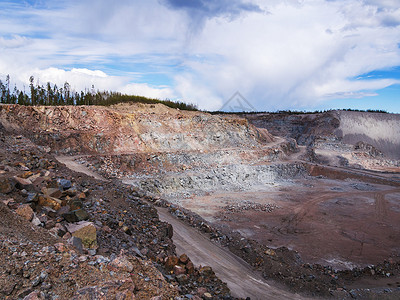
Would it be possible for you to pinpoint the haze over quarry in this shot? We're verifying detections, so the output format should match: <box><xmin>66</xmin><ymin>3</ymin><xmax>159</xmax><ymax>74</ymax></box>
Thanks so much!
<box><xmin>0</xmin><ymin>0</ymin><xmax>399</xmax><ymax>112</ymax></box>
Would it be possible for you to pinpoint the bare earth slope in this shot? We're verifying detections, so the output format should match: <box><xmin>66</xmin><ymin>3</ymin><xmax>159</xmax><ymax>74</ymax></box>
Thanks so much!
<box><xmin>0</xmin><ymin>103</ymin><xmax>273</xmax><ymax>155</ymax></box>
<box><xmin>245</xmin><ymin>110</ymin><xmax>400</xmax><ymax>159</ymax></box>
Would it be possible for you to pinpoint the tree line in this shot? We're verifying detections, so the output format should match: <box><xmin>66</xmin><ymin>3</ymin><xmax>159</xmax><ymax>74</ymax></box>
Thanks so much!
<box><xmin>0</xmin><ymin>75</ymin><xmax>198</xmax><ymax>111</ymax></box>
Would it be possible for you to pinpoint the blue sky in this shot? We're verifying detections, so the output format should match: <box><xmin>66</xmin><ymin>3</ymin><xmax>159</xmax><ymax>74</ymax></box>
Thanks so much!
<box><xmin>0</xmin><ymin>0</ymin><xmax>399</xmax><ymax>112</ymax></box>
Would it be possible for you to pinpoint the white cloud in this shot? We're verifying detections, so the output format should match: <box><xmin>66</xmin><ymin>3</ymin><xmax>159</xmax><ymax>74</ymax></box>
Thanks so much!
<box><xmin>171</xmin><ymin>0</ymin><xmax>400</xmax><ymax>110</ymax></box>
<box><xmin>120</xmin><ymin>83</ymin><xmax>175</xmax><ymax>99</ymax></box>
<box><xmin>71</xmin><ymin>68</ymin><xmax>107</xmax><ymax>78</ymax></box>
<box><xmin>0</xmin><ymin>0</ymin><xmax>399</xmax><ymax>111</ymax></box>
<box><xmin>0</xmin><ymin>35</ymin><xmax>31</xmax><ymax>49</ymax></box>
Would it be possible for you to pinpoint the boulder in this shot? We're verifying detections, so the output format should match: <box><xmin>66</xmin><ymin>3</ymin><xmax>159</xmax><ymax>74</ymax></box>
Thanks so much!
<box><xmin>165</xmin><ymin>256</ymin><xmax>179</xmax><ymax>271</ymax></box>
<box><xmin>38</xmin><ymin>195</ymin><xmax>62</xmax><ymax>210</ymax></box>
<box><xmin>0</xmin><ymin>178</ymin><xmax>15</xmax><ymax>194</ymax></box>
<box><xmin>173</xmin><ymin>265</ymin><xmax>186</xmax><ymax>276</ymax></box>
<box><xmin>67</xmin><ymin>221</ymin><xmax>97</xmax><ymax>249</ymax></box>
<box><xmin>62</xmin><ymin>209</ymin><xmax>89</xmax><ymax>222</ymax></box>
<box><xmin>13</xmin><ymin>176</ymin><xmax>32</xmax><ymax>189</ymax></box>
<box><xmin>42</xmin><ymin>187</ymin><xmax>63</xmax><ymax>199</ymax></box>
<box><xmin>68</xmin><ymin>199</ymin><xmax>83</xmax><ymax>210</ymax></box>
<box><xmin>109</xmin><ymin>255</ymin><xmax>134</xmax><ymax>273</ymax></box>
<box><xmin>58</xmin><ymin>178</ymin><xmax>72</xmax><ymax>190</ymax></box>
<box><xmin>31</xmin><ymin>215</ymin><xmax>42</xmax><ymax>226</ymax></box>
<box><xmin>179</xmin><ymin>253</ymin><xmax>189</xmax><ymax>264</ymax></box>
<box><xmin>16</xmin><ymin>204</ymin><xmax>34</xmax><ymax>221</ymax></box>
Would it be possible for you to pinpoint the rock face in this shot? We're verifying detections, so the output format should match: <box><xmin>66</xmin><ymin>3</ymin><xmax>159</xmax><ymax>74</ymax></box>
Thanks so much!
<box><xmin>244</xmin><ymin>111</ymin><xmax>340</xmax><ymax>146</ymax></box>
<box><xmin>337</xmin><ymin>111</ymin><xmax>400</xmax><ymax>159</ymax></box>
<box><xmin>0</xmin><ymin>103</ymin><xmax>273</xmax><ymax>155</ymax></box>
<box><xmin>245</xmin><ymin>110</ymin><xmax>400</xmax><ymax>159</ymax></box>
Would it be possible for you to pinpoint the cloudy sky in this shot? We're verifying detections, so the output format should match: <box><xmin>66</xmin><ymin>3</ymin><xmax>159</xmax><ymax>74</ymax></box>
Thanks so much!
<box><xmin>0</xmin><ymin>0</ymin><xmax>400</xmax><ymax>112</ymax></box>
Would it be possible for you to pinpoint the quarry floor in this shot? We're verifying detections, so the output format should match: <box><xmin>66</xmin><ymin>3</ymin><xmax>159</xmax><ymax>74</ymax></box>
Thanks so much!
<box><xmin>182</xmin><ymin>177</ymin><xmax>400</xmax><ymax>270</ymax></box>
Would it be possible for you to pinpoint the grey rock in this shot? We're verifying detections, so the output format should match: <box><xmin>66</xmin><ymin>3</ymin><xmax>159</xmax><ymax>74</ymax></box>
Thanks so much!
<box><xmin>58</xmin><ymin>179</ymin><xmax>72</xmax><ymax>190</ymax></box>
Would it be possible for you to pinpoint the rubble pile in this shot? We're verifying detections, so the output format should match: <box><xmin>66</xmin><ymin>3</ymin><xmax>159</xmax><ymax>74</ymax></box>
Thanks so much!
<box><xmin>222</xmin><ymin>201</ymin><xmax>279</xmax><ymax>213</ymax></box>
<box><xmin>0</xmin><ymin>130</ymin><xmax>233</xmax><ymax>299</ymax></box>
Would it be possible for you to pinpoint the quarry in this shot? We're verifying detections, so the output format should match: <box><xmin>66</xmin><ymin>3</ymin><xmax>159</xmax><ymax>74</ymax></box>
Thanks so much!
<box><xmin>0</xmin><ymin>103</ymin><xmax>400</xmax><ymax>299</ymax></box>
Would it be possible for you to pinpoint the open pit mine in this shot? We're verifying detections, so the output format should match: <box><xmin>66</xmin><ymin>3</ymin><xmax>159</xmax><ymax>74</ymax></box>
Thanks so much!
<box><xmin>0</xmin><ymin>103</ymin><xmax>400</xmax><ymax>299</ymax></box>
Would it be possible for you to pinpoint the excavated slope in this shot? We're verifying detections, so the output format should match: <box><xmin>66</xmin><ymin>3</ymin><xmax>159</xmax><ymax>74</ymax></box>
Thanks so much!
<box><xmin>245</xmin><ymin>110</ymin><xmax>400</xmax><ymax>159</ymax></box>
<box><xmin>336</xmin><ymin>111</ymin><xmax>400</xmax><ymax>159</ymax></box>
<box><xmin>0</xmin><ymin>103</ymin><xmax>273</xmax><ymax>155</ymax></box>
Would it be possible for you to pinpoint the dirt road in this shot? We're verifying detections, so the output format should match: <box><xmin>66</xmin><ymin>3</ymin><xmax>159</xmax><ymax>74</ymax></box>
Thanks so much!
<box><xmin>58</xmin><ymin>156</ymin><xmax>305</xmax><ymax>299</ymax></box>
<box><xmin>157</xmin><ymin>207</ymin><xmax>305</xmax><ymax>300</ymax></box>
<box><xmin>56</xmin><ymin>156</ymin><xmax>107</xmax><ymax>181</ymax></box>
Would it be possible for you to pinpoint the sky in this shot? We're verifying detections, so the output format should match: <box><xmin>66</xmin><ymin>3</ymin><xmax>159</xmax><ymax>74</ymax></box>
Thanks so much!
<box><xmin>0</xmin><ymin>0</ymin><xmax>400</xmax><ymax>112</ymax></box>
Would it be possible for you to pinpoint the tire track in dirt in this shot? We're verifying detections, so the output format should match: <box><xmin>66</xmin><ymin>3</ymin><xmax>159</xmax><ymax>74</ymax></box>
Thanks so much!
<box><xmin>279</xmin><ymin>189</ymin><xmax>400</xmax><ymax>236</ymax></box>
<box><xmin>374</xmin><ymin>192</ymin><xmax>387</xmax><ymax>220</ymax></box>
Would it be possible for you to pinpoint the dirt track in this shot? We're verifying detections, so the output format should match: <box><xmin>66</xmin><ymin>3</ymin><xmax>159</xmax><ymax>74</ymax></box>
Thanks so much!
<box><xmin>56</xmin><ymin>156</ymin><xmax>108</xmax><ymax>181</ymax></box>
<box><xmin>156</xmin><ymin>207</ymin><xmax>305</xmax><ymax>300</ymax></box>
<box><xmin>57</xmin><ymin>156</ymin><xmax>305</xmax><ymax>299</ymax></box>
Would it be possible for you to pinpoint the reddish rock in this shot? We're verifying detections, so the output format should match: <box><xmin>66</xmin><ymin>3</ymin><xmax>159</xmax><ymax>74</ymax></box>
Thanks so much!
<box><xmin>102</xmin><ymin>225</ymin><xmax>112</xmax><ymax>233</ymax></box>
<box><xmin>179</xmin><ymin>253</ymin><xmax>189</xmax><ymax>264</ymax></box>
<box><xmin>62</xmin><ymin>232</ymin><xmax>71</xmax><ymax>240</ymax></box>
<box><xmin>196</xmin><ymin>287</ymin><xmax>207</xmax><ymax>296</ymax></box>
<box><xmin>23</xmin><ymin>290</ymin><xmax>40</xmax><ymax>300</ymax></box>
<box><xmin>173</xmin><ymin>265</ymin><xmax>186</xmax><ymax>276</ymax></box>
<box><xmin>54</xmin><ymin>243</ymin><xmax>67</xmax><ymax>252</ymax></box>
<box><xmin>164</xmin><ymin>256</ymin><xmax>179</xmax><ymax>271</ymax></box>
<box><xmin>109</xmin><ymin>255</ymin><xmax>134</xmax><ymax>273</ymax></box>
<box><xmin>186</xmin><ymin>261</ymin><xmax>195</xmax><ymax>275</ymax></box>
<box><xmin>21</xmin><ymin>171</ymin><xmax>34</xmax><ymax>179</ymax></box>
<box><xmin>16</xmin><ymin>204</ymin><xmax>34</xmax><ymax>221</ymax></box>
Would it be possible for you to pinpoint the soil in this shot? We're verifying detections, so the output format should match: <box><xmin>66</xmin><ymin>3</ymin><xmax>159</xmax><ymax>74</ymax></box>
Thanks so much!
<box><xmin>200</xmin><ymin>179</ymin><xmax>400</xmax><ymax>268</ymax></box>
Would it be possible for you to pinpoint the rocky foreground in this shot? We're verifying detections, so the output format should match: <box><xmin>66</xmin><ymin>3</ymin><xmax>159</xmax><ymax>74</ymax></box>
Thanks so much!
<box><xmin>0</xmin><ymin>127</ymin><xmax>232</xmax><ymax>299</ymax></box>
